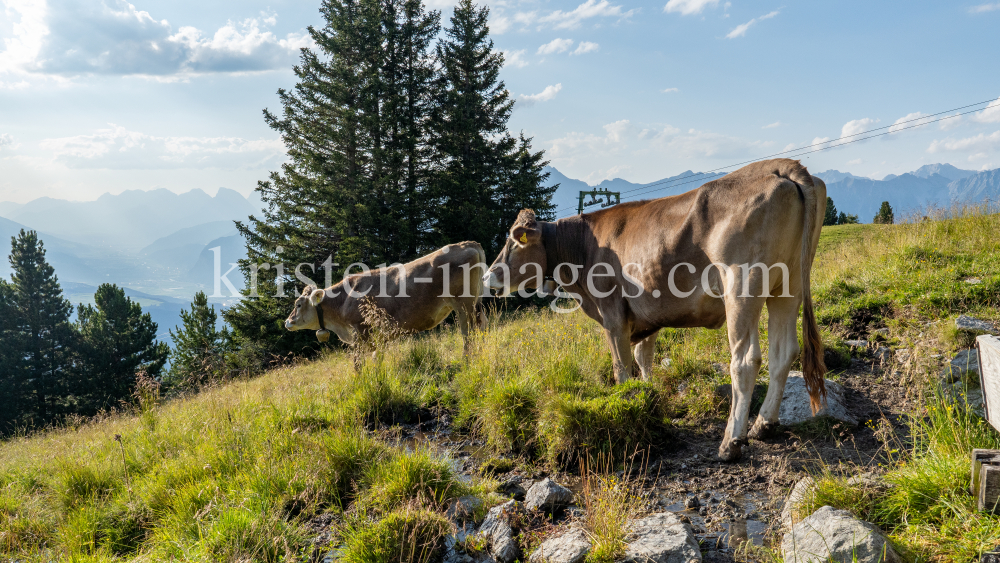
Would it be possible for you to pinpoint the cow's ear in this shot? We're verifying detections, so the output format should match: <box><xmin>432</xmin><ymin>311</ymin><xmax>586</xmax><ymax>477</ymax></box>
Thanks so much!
<box><xmin>511</xmin><ymin>225</ymin><xmax>540</xmax><ymax>247</ymax></box>
<box><xmin>309</xmin><ymin>289</ymin><xmax>325</xmax><ymax>306</ymax></box>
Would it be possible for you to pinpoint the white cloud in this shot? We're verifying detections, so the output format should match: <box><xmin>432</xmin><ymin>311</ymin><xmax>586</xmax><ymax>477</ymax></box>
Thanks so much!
<box><xmin>726</xmin><ymin>10</ymin><xmax>779</xmax><ymax>39</ymax></box>
<box><xmin>841</xmin><ymin>118</ymin><xmax>877</xmax><ymax>138</ymax></box>
<box><xmin>969</xmin><ymin>3</ymin><xmax>1000</xmax><ymax>12</ymax></box>
<box><xmin>585</xmin><ymin>164</ymin><xmax>632</xmax><ymax>184</ymax></box>
<box><xmin>571</xmin><ymin>41</ymin><xmax>599</xmax><ymax>55</ymax></box>
<box><xmin>519</xmin><ymin>84</ymin><xmax>562</xmax><ymax>106</ymax></box>
<box><xmin>0</xmin><ymin>0</ymin><xmax>312</xmax><ymax>78</ymax></box>
<box><xmin>38</xmin><ymin>124</ymin><xmax>286</xmax><ymax>169</ymax></box>
<box><xmin>974</xmin><ymin>97</ymin><xmax>1000</xmax><ymax>123</ymax></box>
<box><xmin>503</xmin><ymin>49</ymin><xmax>528</xmax><ymax>68</ymax></box>
<box><xmin>663</xmin><ymin>0</ymin><xmax>719</xmax><ymax>15</ymax></box>
<box><xmin>537</xmin><ymin>0</ymin><xmax>635</xmax><ymax>30</ymax></box>
<box><xmin>928</xmin><ymin>131</ymin><xmax>1000</xmax><ymax>154</ymax></box>
<box><xmin>762</xmin><ymin>121</ymin><xmax>781</xmax><ymax>129</ymax></box>
<box><xmin>538</xmin><ymin>38</ymin><xmax>574</xmax><ymax>55</ymax></box>
<box><xmin>940</xmin><ymin>113</ymin><xmax>964</xmax><ymax>130</ymax></box>
<box><xmin>491</xmin><ymin>15</ymin><xmax>512</xmax><ymax>34</ymax></box>
<box><xmin>0</xmin><ymin>133</ymin><xmax>16</xmax><ymax>151</ymax></box>
<box><xmin>886</xmin><ymin>111</ymin><xmax>934</xmax><ymax>135</ymax></box>
<box><xmin>847</xmin><ymin>158</ymin><xmax>863</xmax><ymax>165</ymax></box>
<box><xmin>662</xmin><ymin>87</ymin><xmax>679</xmax><ymax>93</ymax></box>
<box><xmin>810</xmin><ymin>137</ymin><xmax>831</xmax><ymax>146</ymax></box>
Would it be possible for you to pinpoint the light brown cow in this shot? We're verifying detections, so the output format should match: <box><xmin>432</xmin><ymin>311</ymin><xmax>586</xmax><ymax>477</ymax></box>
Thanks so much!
<box><xmin>285</xmin><ymin>241</ymin><xmax>487</xmax><ymax>354</ymax></box>
<box><xmin>483</xmin><ymin>159</ymin><xmax>827</xmax><ymax>461</ymax></box>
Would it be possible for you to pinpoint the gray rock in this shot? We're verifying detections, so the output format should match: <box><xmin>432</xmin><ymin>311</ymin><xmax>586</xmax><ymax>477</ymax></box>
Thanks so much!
<box><xmin>684</xmin><ymin>496</ymin><xmax>700</xmax><ymax>509</ymax></box>
<box><xmin>661</xmin><ymin>357</ymin><xmax>672</xmax><ymax>369</ymax></box>
<box><xmin>847</xmin><ymin>472</ymin><xmax>894</xmax><ymax>493</ymax></box>
<box><xmin>947</xmin><ymin>381</ymin><xmax>985</xmax><ymax>417</ymax></box>
<box><xmin>874</xmin><ymin>347</ymin><xmax>893</xmax><ymax>365</ymax></box>
<box><xmin>528</xmin><ymin>527</ymin><xmax>591</xmax><ymax>563</ymax></box>
<box><xmin>444</xmin><ymin>523</ymin><xmax>477</xmax><ymax>563</ymax></box>
<box><xmin>941</xmin><ymin>349</ymin><xmax>981</xmax><ymax>383</ymax></box>
<box><xmin>956</xmin><ymin>315</ymin><xmax>999</xmax><ymax>335</ymax></box>
<box><xmin>895</xmin><ymin>349</ymin><xmax>911</xmax><ymax>363</ymax></box>
<box><xmin>447</xmin><ymin>495</ymin><xmax>483</xmax><ymax>523</ymax></box>
<box><xmin>622</xmin><ymin>512</ymin><xmax>701</xmax><ymax>563</ymax></box>
<box><xmin>844</xmin><ymin>340</ymin><xmax>868</xmax><ymax>349</ymax></box>
<box><xmin>782</xmin><ymin>505</ymin><xmax>902</xmax><ymax>563</ymax></box>
<box><xmin>478</xmin><ymin>500</ymin><xmax>521</xmax><ymax>563</ymax></box>
<box><xmin>525</xmin><ymin>478</ymin><xmax>574</xmax><ymax>512</ymax></box>
<box><xmin>499</xmin><ymin>476</ymin><xmax>528</xmax><ymax>501</ymax></box>
<box><xmin>778</xmin><ymin>373</ymin><xmax>859</xmax><ymax>427</ymax></box>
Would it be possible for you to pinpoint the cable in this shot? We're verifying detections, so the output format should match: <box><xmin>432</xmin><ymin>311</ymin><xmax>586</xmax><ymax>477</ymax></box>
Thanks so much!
<box><xmin>552</xmin><ymin>96</ymin><xmax>998</xmax><ymax>218</ymax></box>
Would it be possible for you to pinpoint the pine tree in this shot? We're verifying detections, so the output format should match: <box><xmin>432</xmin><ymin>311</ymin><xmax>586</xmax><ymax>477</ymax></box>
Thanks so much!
<box><xmin>0</xmin><ymin>280</ymin><xmax>23</xmax><ymax>435</ymax></box>
<box><xmin>823</xmin><ymin>197</ymin><xmax>838</xmax><ymax>226</ymax></box>
<box><xmin>225</xmin><ymin>0</ymin><xmax>441</xmax><ymax>358</ymax></box>
<box><xmin>837</xmin><ymin>211</ymin><xmax>859</xmax><ymax>225</ymax></box>
<box><xmin>873</xmin><ymin>201</ymin><xmax>895</xmax><ymax>224</ymax></box>
<box><xmin>430</xmin><ymin>0</ymin><xmax>518</xmax><ymax>256</ymax></box>
<box><xmin>498</xmin><ymin>133</ymin><xmax>557</xmax><ymax>234</ymax></box>
<box><xmin>167</xmin><ymin>291</ymin><xmax>227</xmax><ymax>389</ymax></box>
<box><xmin>7</xmin><ymin>230</ymin><xmax>75</xmax><ymax>426</ymax></box>
<box><xmin>76</xmin><ymin>284</ymin><xmax>168</xmax><ymax>411</ymax></box>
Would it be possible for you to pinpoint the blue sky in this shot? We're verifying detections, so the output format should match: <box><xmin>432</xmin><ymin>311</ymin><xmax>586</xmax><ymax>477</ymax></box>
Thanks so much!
<box><xmin>1</xmin><ymin>0</ymin><xmax>999</xmax><ymax>203</ymax></box>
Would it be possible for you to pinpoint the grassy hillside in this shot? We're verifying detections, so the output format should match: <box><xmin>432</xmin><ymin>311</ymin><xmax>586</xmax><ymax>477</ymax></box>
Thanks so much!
<box><xmin>2</xmin><ymin>206</ymin><xmax>1000</xmax><ymax>562</ymax></box>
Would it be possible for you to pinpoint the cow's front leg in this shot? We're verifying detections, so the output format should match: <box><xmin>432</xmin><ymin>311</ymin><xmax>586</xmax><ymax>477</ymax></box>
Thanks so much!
<box><xmin>603</xmin><ymin>326</ymin><xmax>634</xmax><ymax>384</ymax></box>
<box><xmin>719</xmin><ymin>296</ymin><xmax>765</xmax><ymax>461</ymax></box>
<box><xmin>632</xmin><ymin>330</ymin><xmax>659</xmax><ymax>381</ymax></box>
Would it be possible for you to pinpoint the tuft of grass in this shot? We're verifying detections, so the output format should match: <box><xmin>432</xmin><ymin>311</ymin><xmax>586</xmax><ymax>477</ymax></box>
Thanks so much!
<box><xmin>581</xmin><ymin>467</ymin><xmax>645</xmax><ymax>563</ymax></box>
<box><xmin>339</xmin><ymin>508</ymin><xmax>451</xmax><ymax>563</ymax></box>
<box><xmin>360</xmin><ymin>449</ymin><xmax>468</xmax><ymax>512</ymax></box>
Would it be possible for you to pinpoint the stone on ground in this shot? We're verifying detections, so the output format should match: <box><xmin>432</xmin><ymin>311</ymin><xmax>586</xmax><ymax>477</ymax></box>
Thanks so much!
<box><xmin>782</xmin><ymin>505</ymin><xmax>902</xmax><ymax>563</ymax></box>
<box><xmin>621</xmin><ymin>512</ymin><xmax>701</xmax><ymax>563</ymax></box>
<box><xmin>528</xmin><ymin>527</ymin><xmax>591</xmax><ymax>563</ymax></box>
<box><xmin>477</xmin><ymin>500</ymin><xmax>521</xmax><ymax>563</ymax></box>
<box><xmin>447</xmin><ymin>495</ymin><xmax>483</xmax><ymax>523</ymax></box>
<box><xmin>941</xmin><ymin>348</ymin><xmax>981</xmax><ymax>383</ymax></box>
<box><xmin>779</xmin><ymin>476</ymin><xmax>816</xmax><ymax>530</ymax></box>
<box><xmin>525</xmin><ymin>478</ymin><xmax>574</xmax><ymax>512</ymax></box>
<box><xmin>778</xmin><ymin>373</ymin><xmax>859</xmax><ymax>427</ymax></box>
<box><xmin>956</xmin><ymin>315</ymin><xmax>999</xmax><ymax>335</ymax></box>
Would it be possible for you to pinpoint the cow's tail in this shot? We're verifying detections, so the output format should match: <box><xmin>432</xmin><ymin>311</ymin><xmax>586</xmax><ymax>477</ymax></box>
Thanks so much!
<box><xmin>798</xmin><ymin>173</ymin><xmax>827</xmax><ymax>413</ymax></box>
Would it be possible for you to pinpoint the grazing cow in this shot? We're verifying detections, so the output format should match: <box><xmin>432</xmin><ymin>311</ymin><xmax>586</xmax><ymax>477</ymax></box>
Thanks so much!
<box><xmin>483</xmin><ymin>159</ymin><xmax>827</xmax><ymax>461</ymax></box>
<box><xmin>285</xmin><ymin>241</ymin><xmax>487</xmax><ymax>354</ymax></box>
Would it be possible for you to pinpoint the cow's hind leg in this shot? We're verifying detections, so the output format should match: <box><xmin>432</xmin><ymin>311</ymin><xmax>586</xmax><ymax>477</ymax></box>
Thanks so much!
<box><xmin>719</xmin><ymin>296</ymin><xmax>765</xmax><ymax>462</ymax></box>
<box><xmin>633</xmin><ymin>330</ymin><xmax>659</xmax><ymax>381</ymax></box>
<box><xmin>749</xmin><ymin>295</ymin><xmax>801</xmax><ymax>439</ymax></box>
<box><xmin>453</xmin><ymin>304</ymin><xmax>473</xmax><ymax>358</ymax></box>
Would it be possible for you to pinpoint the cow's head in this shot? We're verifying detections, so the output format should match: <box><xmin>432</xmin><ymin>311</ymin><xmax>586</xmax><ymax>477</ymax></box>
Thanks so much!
<box><xmin>484</xmin><ymin>209</ymin><xmax>546</xmax><ymax>295</ymax></box>
<box><xmin>284</xmin><ymin>285</ymin><xmax>326</xmax><ymax>331</ymax></box>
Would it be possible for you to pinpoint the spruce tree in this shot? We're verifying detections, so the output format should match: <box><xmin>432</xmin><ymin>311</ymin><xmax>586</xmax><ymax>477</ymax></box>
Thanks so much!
<box><xmin>498</xmin><ymin>133</ymin><xmax>557</xmax><ymax>233</ymax></box>
<box><xmin>0</xmin><ymin>280</ymin><xmax>22</xmax><ymax>435</ymax></box>
<box><xmin>430</xmin><ymin>0</ymin><xmax>517</xmax><ymax>255</ymax></box>
<box><xmin>823</xmin><ymin>197</ymin><xmax>838</xmax><ymax>226</ymax></box>
<box><xmin>168</xmin><ymin>291</ymin><xmax>227</xmax><ymax>389</ymax></box>
<box><xmin>8</xmin><ymin>230</ymin><xmax>75</xmax><ymax>426</ymax></box>
<box><xmin>226</xmin><ymin>0</ymin><xmax>441</xmax><ymax>358</ymax></box>
<box><xmin>76</xmin><ymin>284</ymin><xmax>168</xmax><ymax>411</ymax></box>
<box><xmin>873</xmin><ymin>201</ymin><xmax>895</xmax><ymax>224</ymax></box>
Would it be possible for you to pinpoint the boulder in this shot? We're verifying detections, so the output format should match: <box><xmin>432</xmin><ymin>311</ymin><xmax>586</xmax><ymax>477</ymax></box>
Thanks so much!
<box><xmin>622</xmin><ymin>512</ymin><xmax>701</xmax><ymax>563</ymax></box>
<box><xmin>529</xmin><ymin>527</ymin><xmax>591</xmax><ymax>563</ymax></box>
<box><xmin>525</xmin><ymin>478</ymin><xmax>574</xmax><ymax>512</ymax></box>
<box><xmin>478</xmin><ymin>500</ymin><xmax>521</xmax><ymax>563</ymax></box>
<box><xmin>447</xmin><ymin>495</ymin><xmax>483</xmax><ymax>523</ymax></box>
<box><xmin>779</xmin><ymin>477</ymin><xmax>816</xmax><ymax>530</ymax></box>
<box><xmin>499</xmin><ymin>475</ymin><xmax>529</xmax><ymax>501</ymax></box>
<box><xmin>941</xmin><ymin>349</ymin><xmax>981</xmax><ymax>383</ymax></box>
<box><xmin>778</xmin><ymin>373</ymin><xmax>859</xmax><ymax>427</ymax></box>
<box><xmin>956</xmin><ymin>315</ymin><xmax>999</xmax><ymax>335</ymax></box>
<box><xmin>782</xmin><ymin>505</ymin><xmax>901</xmax><ymax>563</ymax></box>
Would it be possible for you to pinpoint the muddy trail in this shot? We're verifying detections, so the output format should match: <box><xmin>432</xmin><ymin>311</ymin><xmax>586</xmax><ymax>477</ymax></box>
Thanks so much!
<box><xmin>320</xmin><ymin>355</ymin><xmax>915</xmax><ymax>560</ymax></box>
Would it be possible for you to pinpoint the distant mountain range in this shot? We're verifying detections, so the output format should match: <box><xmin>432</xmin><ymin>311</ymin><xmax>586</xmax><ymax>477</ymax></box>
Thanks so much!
<box><xmin>2</xmin><ymin>161</ymin><xmax>998</xmax><ymax>341</ymax></box>
<box><xmin>544</xmin><ymin>163</ymin><xmax>1000</xmax><ymax>224</ymax></box>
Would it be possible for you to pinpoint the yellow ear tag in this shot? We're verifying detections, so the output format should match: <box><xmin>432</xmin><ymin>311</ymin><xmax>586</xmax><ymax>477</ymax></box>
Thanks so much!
<box><xmin>519</xmin><ymin>233</ymin><xmax>528</xmax><ymax>243</ymax></box>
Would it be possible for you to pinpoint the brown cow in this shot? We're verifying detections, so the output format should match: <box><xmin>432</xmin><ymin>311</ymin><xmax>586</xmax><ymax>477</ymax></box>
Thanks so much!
<box><xmin>285</xmin><ymin>241</ymin><xmax>487</xmax><ymax>354</ymax></box>
<box><xmin>483</xmin><ymin>159</ymin><xmax>827</xmax><ymax>461</ymax></box>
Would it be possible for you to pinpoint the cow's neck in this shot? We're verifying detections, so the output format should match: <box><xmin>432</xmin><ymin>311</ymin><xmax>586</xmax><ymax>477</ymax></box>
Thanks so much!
<box><xmin>316</xmin><ymin>285</ymin><xmax>357</xmax><ymax>344</ymax></box>
<box><xmin>542</xmin><ymin>218</ymin><xmax>586</xmax><ymax>277</ymax></box>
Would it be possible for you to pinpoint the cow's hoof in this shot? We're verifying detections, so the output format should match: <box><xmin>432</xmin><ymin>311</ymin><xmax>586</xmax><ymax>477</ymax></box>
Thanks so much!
<box><xmin>748</xmin><ymin>418</ymin><xmax>778</xmax><ymax>440</ymax></box>
<box><xmin>717</xmin><ymin>439</ymin><xmax>743</xmax><ymax>462</ymax></box>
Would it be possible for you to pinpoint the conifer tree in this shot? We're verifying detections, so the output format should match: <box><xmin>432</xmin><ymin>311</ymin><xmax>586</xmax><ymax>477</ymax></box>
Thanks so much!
<box><xmin>76</xmin><ymin>284</ymin><xmax>168</xmax><ymax>411</ymax></box>
<box><xmin>430</xmin><ymin>0</ymin><xmax>517</xmax><ymax>255</ymax></box>
<box><xmin>7</xmin><ymin>230</ymin><xmax>75</xmax><ymax>425</ymax></box>
<box><xmin>873</xmin><ymin>201</ymin><xmax>895</xmax><ymax>224</ymax></box>
<box><xmin>226</xmin><ymin>0</ymin><xmax>441</xmax><ymax>358</ymax></box>
<box><xmin>168</xmin><ymin>291</ymin><xmax>228</xmax><ymax>389</ymax></box>
<box><xmin>0</xmin><ymin>280</ymin><xmax>23</xmax><ymax>434</ymax></box>
<box><xmin>497</xmin><ymin>133</ymin><xmax>557</xmax><ymax>237</ymax></box>
<box><xmin>824</xmin><ymin>197</ymin><xmax>838</xmax><ymax>226</ymax></box>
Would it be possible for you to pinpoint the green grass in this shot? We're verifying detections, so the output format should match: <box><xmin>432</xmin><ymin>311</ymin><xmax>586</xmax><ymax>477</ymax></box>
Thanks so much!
<box><xmin>3</xmin><ymin>206</ymin><xmax>1000</xmax><ymax>561</ymax></box>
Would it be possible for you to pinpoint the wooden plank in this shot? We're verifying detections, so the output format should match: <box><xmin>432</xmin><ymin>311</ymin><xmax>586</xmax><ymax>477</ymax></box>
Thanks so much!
<box><xmin>971</xmin><ymin>449</ymin><xmax>1000</xmax><ymax>495</ymax></box>
<box><xmin>979</xmin><ymin>464</ymin><xmax>1000</xmax><ymax>512</ymax></box>
<box><xmin>979</xmin><ymin>335</ymin><xmax>1000</xmax><ymax>432</ymax></box>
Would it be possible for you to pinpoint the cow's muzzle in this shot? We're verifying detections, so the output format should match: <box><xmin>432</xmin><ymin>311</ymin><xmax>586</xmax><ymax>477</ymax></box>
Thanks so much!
<box><xmin>483</xmin><ymin>270</ymin><xmax>504</xmax><ymax>291</ymax></box>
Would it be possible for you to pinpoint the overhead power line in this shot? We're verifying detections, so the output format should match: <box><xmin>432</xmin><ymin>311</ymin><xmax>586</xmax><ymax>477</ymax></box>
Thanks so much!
<box><xmin>553</xmin><ymin>96</ymin><xmax>998</xmax><ymax>218</ymax></box>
